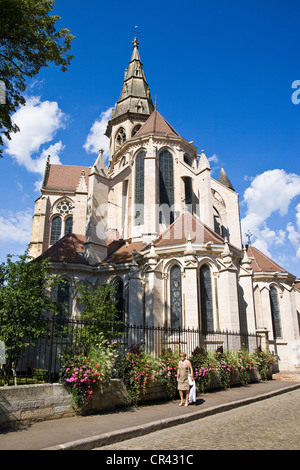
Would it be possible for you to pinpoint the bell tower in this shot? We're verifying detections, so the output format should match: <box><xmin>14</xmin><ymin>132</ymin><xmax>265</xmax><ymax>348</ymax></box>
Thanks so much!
<box><xmin>105</xmin><ymin>35</ymin><xmax>154</xmax><ymax>164</ymax></box>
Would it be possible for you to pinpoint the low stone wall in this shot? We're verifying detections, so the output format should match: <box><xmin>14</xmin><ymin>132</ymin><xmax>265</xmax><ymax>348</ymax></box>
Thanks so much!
<box><xmin>0</xmin><ymin>383</ymin><xmax>74</xmax><ymax>427</ymax></box>
<box><xmin>0</xmin><ymin>369</ymin><xmax>266</xmax><ymax>427</ymax></box>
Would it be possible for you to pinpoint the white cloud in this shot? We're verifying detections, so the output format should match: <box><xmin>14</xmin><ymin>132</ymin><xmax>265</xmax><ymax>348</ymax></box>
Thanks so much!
<box><xmin>296</xmin><ymin>202</ymin><xmax>300</xmax><ymax>230</ymax></box>
<box><xmin>0</xmin><ymin>208</ymin><xmax>33</xmax><ymax>244</ymax></box>
<box><xmin>83</xmin><ymin>108</ymin><xmax>113</xmax><ymax>160</ymax></box>
<box><xmin>242</xmin><ymin>170</ymin><xmax>300</xmax><ymax>235</ymax></box>
<box><xmin>208</xmin><ymin>154</ymin><xmax>219</xmax><ymax>164</ymax></box>
<box><xmin>4</xmin><ymin>96</ymin><xmax>67</xmax><ymax>175</ymax></box>
<box><xmin>33</xmin><ymin>141</ymin><xmax>65</xmax><ymax>192</ymax></box>
<box><xmin>241</xmin><ymin>169</ymin><xmax>300</xmax><ymax>259</ymax></box>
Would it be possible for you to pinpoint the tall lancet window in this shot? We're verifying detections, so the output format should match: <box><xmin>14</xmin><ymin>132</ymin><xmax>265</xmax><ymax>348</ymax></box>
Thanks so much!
<box><xmin>113</xmin><ymin>279</ymin><xmax>124</xmax><ymax>322</ymax></box>
<box><xmin>65</xmin><ymin>217</ymin><xmax>73</xmax><ymax>235</ymax></box>
<box><xmin>170</xmin><ymin>265</ymin><xmax>182</xmax><ymax>329</ymax></box>
<box><xmin>135</xmin><ymin>151</ymin><xmax>145</xmax><ymax>225</ymax></box>
<box><xmin>159</xmin><ymin>149</ymin><xmax>174</xmax><ymax>224</ymax></box>
<box><xmin>270</xmin><ymin>286</ymin><xmax>282</xmax><ymax>339</ymax></box>
<box><xmin>50</xmin><ymin>216</ymin><xmax>62</xmax><ymax>245</ymax></box>
<box><xmin>200</xmin><ymin>264</ymin><xmax>214</xmax><ymax>332</ymax></box>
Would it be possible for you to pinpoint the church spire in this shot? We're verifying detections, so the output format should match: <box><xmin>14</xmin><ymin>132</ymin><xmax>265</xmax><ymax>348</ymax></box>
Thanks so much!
<box><xmin>218</xmin><ymin>165</ymin><xmax>235</xmax><ymax>191</ymax></box>
<box><xmin>110</xmin><ymin>35</ymin><xmax>154</xmax><ymax>121</ymax></box>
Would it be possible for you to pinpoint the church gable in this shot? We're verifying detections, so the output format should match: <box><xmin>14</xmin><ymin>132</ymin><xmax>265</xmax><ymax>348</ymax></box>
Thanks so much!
<box><xmin>43</xmin><ymin>164</ymin><xmax>90</xmax><ymax>192</ymax></box>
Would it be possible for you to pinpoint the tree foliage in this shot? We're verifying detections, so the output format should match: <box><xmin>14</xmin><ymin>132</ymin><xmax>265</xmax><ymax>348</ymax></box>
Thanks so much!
<box><xmin>74</xmin><ymin>282</ymin><xmax>123</xmax><ymax>348</ymax></box>
<box><xmin>0</xmin><ymin>247</ymin><xmax>56</xmax><ymax>384</ymax></box>
<box><xmin>0</xmin><ymin>0</ymin><xmax>74</xmax><ymax>157</ymax></box>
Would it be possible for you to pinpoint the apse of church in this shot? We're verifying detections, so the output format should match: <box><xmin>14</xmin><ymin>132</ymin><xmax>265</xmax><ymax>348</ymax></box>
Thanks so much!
<box><xmin>29</xmin><ymin>36</ymin><xmax>300</xmax><ymax>371</ymax></box>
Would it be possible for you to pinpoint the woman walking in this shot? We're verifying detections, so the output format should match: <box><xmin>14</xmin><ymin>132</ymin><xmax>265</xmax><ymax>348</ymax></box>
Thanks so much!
<box><xmin>177</xmin><ymin>352</ymin><xmax>194</xmax><ymax>406</ymax></box>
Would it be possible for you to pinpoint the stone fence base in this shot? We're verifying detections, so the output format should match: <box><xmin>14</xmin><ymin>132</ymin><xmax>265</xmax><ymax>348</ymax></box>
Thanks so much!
<box><xmin>0</xmin><ymin>369</ymin><xmax>267</xmax><ymax>427</ymax></box>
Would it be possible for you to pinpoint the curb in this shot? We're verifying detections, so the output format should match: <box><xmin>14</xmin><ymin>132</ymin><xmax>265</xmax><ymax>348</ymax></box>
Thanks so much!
<box><xmin>43</xmin><ymin>382</ymin><xmax>300</xmax><ymax>451</ymax></box>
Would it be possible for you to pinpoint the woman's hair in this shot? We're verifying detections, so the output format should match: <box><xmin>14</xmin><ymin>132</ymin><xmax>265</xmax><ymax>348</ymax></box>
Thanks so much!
<box><xmin>180</xmin><ymin>352</ymin><xmax>187</xmax><ymax>358</ymax></box>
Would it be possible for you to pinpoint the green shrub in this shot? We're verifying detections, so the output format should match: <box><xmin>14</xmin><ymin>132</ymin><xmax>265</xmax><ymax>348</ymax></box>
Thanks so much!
<box><xmin>117</xmin><ymin>344</ymin><xmax>158</xmax><ymax>407</ymax></box>
<box><xmin>158</xmin><ymin>349</ymin><xmax>181</xmax><ymax>399</ymax></box>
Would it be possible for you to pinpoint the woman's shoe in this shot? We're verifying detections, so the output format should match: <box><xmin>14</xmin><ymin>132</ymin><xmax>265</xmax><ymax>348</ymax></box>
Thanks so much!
<box><xmin>185</xmin><ymin>403</ymin><xmax>189</xmax><ymax>406</ymax></box>
<box><xmin>179</xmin><ymin>402</ymin><xmax>184</xmax><ymax>406</ymax></box>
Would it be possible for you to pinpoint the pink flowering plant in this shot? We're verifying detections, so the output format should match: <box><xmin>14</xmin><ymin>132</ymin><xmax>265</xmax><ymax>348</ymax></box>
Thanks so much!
<box><xmin>63</xmin><ymin>333</ymin><xmax>118</xmax><ymax>411</ymax></box>
<box><xmin>118</xmin><ymin>344</ymin><xmax>158</xmax><ymax>407</ymax></box>
<box><xmin>190</xmin><ymin>347</ymin><xmax>215</xmax><ymax>393</ymax></box>
<box><xmin>215</xmin><ymin>347</ymin><xmax>236</xmax><ymax>389</ymax></box>
<box><xmin>236</xmin><ymin>349</ymin><xmax>254</xmax><ymax>386</ymax></box>
<box><xmin>64</xmin><ymin>354</ymin><xmax>101</xmax><ymax>410</ymax></box>
<box><xmin>158</xmin><ymin>349</ymin><xmax>181</xmax><ymax>399</ymax></box>
<box><xmin>252</xmin><ymin>348</ymin><xmax>275</xmax><ymax>380</ymax></box>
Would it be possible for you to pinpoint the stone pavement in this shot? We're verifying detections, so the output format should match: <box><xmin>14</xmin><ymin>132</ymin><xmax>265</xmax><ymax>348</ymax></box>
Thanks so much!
<box><xmin>0</xmin><ymin>372</ymin><xmax>299</xmax><ymax>451</ymax></box>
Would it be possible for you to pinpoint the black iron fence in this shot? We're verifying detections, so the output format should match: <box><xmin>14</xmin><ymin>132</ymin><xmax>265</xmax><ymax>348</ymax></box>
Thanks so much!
<box><xmin>0</xmin><ymin>318</ymin><xmax>261</xmax><ymax>385</ymax></box>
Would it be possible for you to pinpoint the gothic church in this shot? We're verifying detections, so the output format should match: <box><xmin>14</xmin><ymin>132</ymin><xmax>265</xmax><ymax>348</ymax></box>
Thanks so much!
<box><xmin>29</xmin><ymin>37</ymin><xmax>300</xmax><ymax>370</ymax></box>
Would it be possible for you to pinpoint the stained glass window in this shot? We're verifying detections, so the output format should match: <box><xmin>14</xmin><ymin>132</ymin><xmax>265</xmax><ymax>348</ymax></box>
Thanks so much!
<box><xmin>57</xmin><ymin>200</ymin><xmax>73</xmax><ymax>215</ymax></box>
<box><xmin>135</xmin><ymin>151</ymin><xmax>145</xmax><ymax>225</ymax></box>
<box><xmin>50</xmin><ymin>216</ymin><xmax>62</xmax><ymax>245</ymax></box>
<box><xmin>65</xmin><ymin>217</ymin><xmax>73</xmax><ymax>235</ymax></box>
<box><xmin>57</xmin><ymin>279</ymin><xmax>70</xmax><ymax>320</ymax></box>
<box><xmin>200</xmin><ymin>264</ymin><xmax>214</xmax><ymax>332</ymax></box>
<box><xmin>183</xmin><ymin>177</ymin><xmax>193</xmax><ymax>213</ymax></box>
<box><xmin>270</xmin><ymin>286</ymin><xmax>282</xmax><ymax>339</ymax></box>
<box><xmin>159</xmin><ymin>150</ymin><xmax>174</xmax><ymax>224</ymax></box>
<box><xmin>114</xmin><ymin>279</ymin><xmax>124</xmax><ymax>322</ymax></box>
<box><xmin>170</xmin><ymin>265</ymin><xmax>182</xmax><ymax>329</ymax></box>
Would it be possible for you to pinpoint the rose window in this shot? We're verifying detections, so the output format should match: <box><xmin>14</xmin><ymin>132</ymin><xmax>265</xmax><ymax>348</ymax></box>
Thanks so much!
<box><xmin>57</xmin><ymin>200</ymin><xmax>73</xmax><ymax>215</ymax></box>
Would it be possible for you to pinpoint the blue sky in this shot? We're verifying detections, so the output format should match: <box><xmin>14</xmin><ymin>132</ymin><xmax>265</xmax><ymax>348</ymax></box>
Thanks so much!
<box><xmin>1</xmin><ymin>0</ymin><xmax>300</xmax><ymax>277</ymax></box>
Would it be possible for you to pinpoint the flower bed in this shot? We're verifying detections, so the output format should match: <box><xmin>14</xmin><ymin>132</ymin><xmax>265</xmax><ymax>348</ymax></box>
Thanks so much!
<box><xmin>62</xmin><ymin>343</ymin><xmax>274</xmax><ymax>411</ymax></box>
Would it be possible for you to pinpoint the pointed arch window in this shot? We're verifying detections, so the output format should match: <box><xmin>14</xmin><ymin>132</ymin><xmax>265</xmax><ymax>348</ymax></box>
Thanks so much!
<box><xmin>132</xmin><ymin>124</ymin><xmax>141</xmax><ymax>137</ymax></box>
<box><xmin>213</xmin><ymin>207</ymin><xmax>222</xmax><ymax>236</ymax></box>
<box><xmin>57</xmin><ymin>279</ymin><xmax>71</xmax><ymax>320</ymax></box>
<box><xmin>159</xmin><ymin>150</ymin><xmax>174</xmax><ymax>224</ymax></box>
<box><xmin>183</xmin><ymin>176</ymin><xmax>193</xmax><ymax>213</ymax></box>
<box><xmin>200</xmin><ymin>264</ymin><xmax>214</xmax><ymax>332</ymax></box>
<box><xmin>65</xmin><ymin>217</ymin><xmax>73</xmax><ymax>236</ymax></box>
<box><xmin>50</xmin><ymin>216</ymin><xmax>62</xmax><ymax>245</ymax></box>
<box><xmin>116</xmin><ymin>127</ymin><xmax>126</xmax><ymax>147</ymax></box>
<box><xmin>113</xmin><ymin>279</ymin><xmax>124</xmax><ymax>323</ymax></box>
<box><xmin>270</xmin><ymin>286</ymin><xmax>282</xmax><ymax>339</ymax></box>
<box><xmin>170</xmin><ymin>265</ymin><xmax>182</xmax><ymax>329</ymax></box>
<box><xmin>135</xmin><ymin>151</ymin><xmax>145</xmax><ymax>225</ymax></box>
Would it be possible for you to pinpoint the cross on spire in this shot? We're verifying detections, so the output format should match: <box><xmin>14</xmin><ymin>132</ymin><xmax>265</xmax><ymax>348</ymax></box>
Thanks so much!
<box><xmin>154</xmin><ymin>94</ymin><xmax>159</xmax><ymax>110</ymax></box>
<box><xmin>245</xmin><ymin>230</ymin><xmax>253</xmax><ymax>246</ymax></box>
<box><xmin>132</xmin><ymin>26</ymin><xmax>140</xmax><ymax>46</ymax></box>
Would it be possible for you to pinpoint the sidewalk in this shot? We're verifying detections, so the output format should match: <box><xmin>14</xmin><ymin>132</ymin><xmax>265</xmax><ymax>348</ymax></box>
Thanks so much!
<box><xmin>1</xmin><ymin>373</ymin><xmax>300</xmax><ymax>451</ymax></box>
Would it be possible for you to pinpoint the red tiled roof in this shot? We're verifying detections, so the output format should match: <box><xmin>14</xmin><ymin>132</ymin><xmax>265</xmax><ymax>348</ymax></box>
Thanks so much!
<box><xmin>37</xmin><ymin>234</ymin><xmax>88</xmax><ymax>265</ymax></box>
<box><xmin>44</xmin><ymin>164</ymin><xmax>90</xmax><ymax>191</ymax></box>
<box><xmin>104</xmin><ymin>241</ymin><xmax>144</xmax><ymax>264</ymax></box>
<box><xmin>153</xmin><ymin>212</ymin><xmax>224</xmax><ymax>247</ymax></box>
<box><xmin>135</xmin><ymin>110</ymin><xmax>179</xmax><ymax>137</ymax></box>
<box><xmin>37</xmin><ymin>234</ymin><xmax>142</xmax><ymax>266</ymax></box>
<box><xmin>247</xmin><ymin>245</ymin><xmax>288</xmax><ymax>274</ymax></box>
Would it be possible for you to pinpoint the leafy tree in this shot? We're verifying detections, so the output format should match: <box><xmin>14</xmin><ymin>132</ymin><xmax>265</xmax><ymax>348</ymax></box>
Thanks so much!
<box><xmin>0</xmin><ymin>247</ymin><xmax>57</xmax><ymax>385</ymax></box>
<box><xmin>0</xmin><ymin>0</ymin><xmax>74</xmax><ymax>157</ymax></box>
<box><xmin>74</xmin><ymin>282</ymin><xmax>123</xmax><ymax>349</ymax></box>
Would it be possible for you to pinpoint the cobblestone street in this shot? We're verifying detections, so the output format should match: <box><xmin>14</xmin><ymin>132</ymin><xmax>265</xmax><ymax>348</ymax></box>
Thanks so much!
<box><xmin>96</xmin><ymin>388</ymin><xmax>300</xmax><ymax>451</ymax></box>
